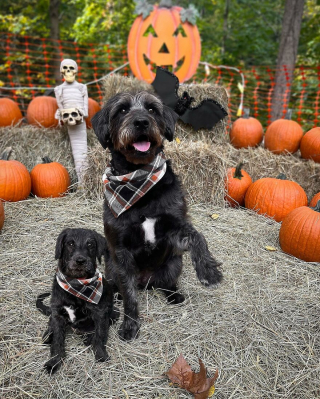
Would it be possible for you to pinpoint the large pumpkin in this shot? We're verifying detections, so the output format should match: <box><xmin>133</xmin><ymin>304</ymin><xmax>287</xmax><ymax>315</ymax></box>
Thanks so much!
<box><xmin>0</xmin><ymin>148</ymin><xmax>31</xmax><ymax>202</ymax></box>
<box><xmin>0</xmin><ymin>201</ymin><xmax>4</xmax><ymax>231</ymax></box>
<box><xmin>264</xmin><ymin>110</ymin><xmax>303</xmax><ymax>154</ymax></box>
<box><xmin>224</xmin><ymin>163</ymin><xmax>253</xmax><ymax>207</ymax></box>
<box><xmin>300</xmin><ymin>127</ymin><xmax>320</xmax><ymax>163</ymax></box>
<box><xmin>128</xmin><ymin>1</ymin><xmax>201</xmax><ymax>83</ymax></box>
<box><xmin>279</xmin><ymin>200</ymin><xmax>320</xmax><ymax>262</ymax></box>
<box><xmin>0</xmin><ymin>98</ymin><xmax>23</xmax><ymax>127</ymax></box>
<box><xmin>86</xmin><ymin>98</ymin><xmax>101</xmax><ymax>129</ymax></box>
<box><xmin>244</xmin><ymin>174</ymin><xmax>307</xmax><ymax>222</ymax></box>
<box><xmin>30</xmin><ymin>157</ymin><xmax>70</xmax><ymax>198</ymax></box>
<box><xmin>229</xmin><ymin>109</ymin><xmax>263</xmax><ymax>149</ymax></box>
<box><xmin>27</xmin><ymin>96</ymin><xmax>59</xmax><ymax>128</ymax></box>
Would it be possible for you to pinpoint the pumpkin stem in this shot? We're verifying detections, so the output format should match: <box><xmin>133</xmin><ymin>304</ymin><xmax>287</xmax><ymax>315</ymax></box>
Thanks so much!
<box><xmin>311</xmin><ymin>200</ymin><xmax>320</xmax><ymax>213</ymax></box>
<box><xmin>0</xmin><ymin>147</ymin><xmax>13</xmax><ymax>161</ymax></box>
<box><xmin>276</xmin><ymin>173</ymin><xmax>287</xmax><ymax>180</ymax></box>
<box><xmin>242</xmin><ymin>108</ymin><xmax>250</xmax><ymax>119</ymax></box>
<box><xmin>233</xmin><ymin>162</ymin><xmax>244</xmax><ymax>179</ymax></box>
<box><xmin>42</xmin><ymin>156</ymin><xmax>53</xmax><ymax>164</ymax></box>
<box><xmin>284</xmin><ymin>109</ymin><xmax>293</xmax><ymax>120</ymax></box>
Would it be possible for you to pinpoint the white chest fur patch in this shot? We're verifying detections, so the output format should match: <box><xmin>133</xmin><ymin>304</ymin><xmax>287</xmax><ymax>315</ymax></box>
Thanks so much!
<box><xmin>141</xmin><ymin>218</ymin><xmax>157</xmax><ymax>244</ymax></box>
<box><xmin>64</xmin><ymin>306</ymin><xmax>76</xmax><ymax>323</ymax></box>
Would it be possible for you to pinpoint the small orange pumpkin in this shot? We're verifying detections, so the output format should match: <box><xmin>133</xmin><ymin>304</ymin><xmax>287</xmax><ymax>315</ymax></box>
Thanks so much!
<box><xmin>279</xmin><ymin>200</ymin><xmax>320</xmax><ymax>262</ymax></box>
<box><xmin>224</xmin><ymin>163</ymin><xmax>253</xmax><ymax>207</ymax></box>
<box><xmin>27</xmin><ymin>96</ymin><xmax>59</xmax><ymax>128</ymax></box>
<box><xmin>264</xmin><ymin>110</ymin><xmax>303</xmax><ymax>154</ymax></box>
<box><xmin>300</xmin><ymin>127</ymin><xmax>320</xmax><ymax>163</ymax></box>
<box><xmin>86</xmin><ymin>98</ymin><xmax>101</xmax><ymax>129</ymax></box>
<box><xmin>128</xmin><ymin>1</ymin><xmax>201</xmax><ymax>83</ymax></box>
<box><xmin>0</xmin><ymin>201</ymin><xmax>4</xmax><ymax>231</ymax></box>
<box><xmin>30</xmin><ymin>156</ymin><xmax>70</xmax><ymax>198</ymax></box>
<box><xmin>309</xmin><ymin>192</ymin><xmax>320</xmax><ymax>208</ymax></box>
<box><xmin>229</xmin><ymin>109</ymin><xmax>263</xmax><ymax>149</ymax></box>
<box><xmin>0</xmin><ymin>98</ymin><xmax>23</xmax><ymax>127</ymax></box>
<box><xmin>244</xmin><ymin>173</ymin><xmax>308</xmax><ymax>222</ymax></box>
<box><xmin>0</xmin><ymin>147</ymin><xmax>31</xmax><ymax>202</ymax></box>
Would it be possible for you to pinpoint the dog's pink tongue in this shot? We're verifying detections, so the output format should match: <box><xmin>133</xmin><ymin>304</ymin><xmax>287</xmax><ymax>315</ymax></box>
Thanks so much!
<box><xmin>132</xmin><ymin>141</ymin><xmax>151</xmax><ymax>152</ymax></box>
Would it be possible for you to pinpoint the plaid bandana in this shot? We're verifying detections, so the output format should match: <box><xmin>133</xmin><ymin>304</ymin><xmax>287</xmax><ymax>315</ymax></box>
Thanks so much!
<box><xmin>56</xmin><ymin>268</ymin><xmax>103</xmax><ymax>304</ymax></box>
<box><xmin>103</xmin><ymin>151</ymin><xmax>167</xmax><ymax>218</ymax></box>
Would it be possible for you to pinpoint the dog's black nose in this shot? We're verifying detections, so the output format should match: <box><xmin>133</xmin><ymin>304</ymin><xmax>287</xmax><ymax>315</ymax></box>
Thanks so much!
<box><xmin>75</xmin><ymin>256</ymin><xmax>87</xmax><ymax>265</ymax></box>
<box><xmin>134</xmin><ymin>119</ymin><xmax>149</xmax><ymax>129</ymax></box>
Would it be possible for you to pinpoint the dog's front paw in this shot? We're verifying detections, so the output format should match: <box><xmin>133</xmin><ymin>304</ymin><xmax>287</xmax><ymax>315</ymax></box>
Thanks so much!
<box><xmin>196</xmin><ymin>259</ymin><xmax>223</xmax><ymax>287</ymax></box>
<box><xmin>94</xmin><ymin>346</ymin><xmax>110</xmax><ymax>362</ymax></box>
<box><xmin>44</xmin><ymin>356</ymin><xmax>62</xmax><ymax>374</ymax></box>
<box><xmin>118</xmin><ymin>318</ymin><xmax>140</xmax><ymax>341</ymax></box>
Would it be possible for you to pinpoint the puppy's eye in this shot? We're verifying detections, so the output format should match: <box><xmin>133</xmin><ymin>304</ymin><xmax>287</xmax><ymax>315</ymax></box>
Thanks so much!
<box><xmin>68</xmin><ymin>242</ymin><xmax>74</xmax><ymax>247</ymax></box>
<box><xmin>87</xmin><ymin>242</ymin><xmax>95</xmax><ymax>248</ymax></box>
<box><xmin>120</xmin><ymin>109</ymin><xmax>127</xmax><ymax>114</ymax></box>
<box><xmin>148</xmin><ymin>108</ymin><xmax>154</xmax><ymax>113</ymax></box>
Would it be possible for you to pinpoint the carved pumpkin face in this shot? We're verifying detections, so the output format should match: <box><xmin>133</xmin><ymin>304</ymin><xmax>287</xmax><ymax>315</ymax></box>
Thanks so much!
<box><xmin>128</xmin><ymin>5</ymin><xmax>201</xmax><ymax>83</ymax></box>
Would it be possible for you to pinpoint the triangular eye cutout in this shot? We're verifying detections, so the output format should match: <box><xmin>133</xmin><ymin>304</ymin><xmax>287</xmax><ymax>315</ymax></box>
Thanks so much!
<box><xmin>143</xmin><ymin>24</ymin><xmax>158</xmax><ymax>37</ymax></box>
<box><xmin>159</xmin><ymin>43</ymin><xmax>169</xmax><ymax>53</ymax></box>
<box><xmin>173</xmin><ymin>24</ymin><xmax>187</xmax><ymax>37</ymax></box>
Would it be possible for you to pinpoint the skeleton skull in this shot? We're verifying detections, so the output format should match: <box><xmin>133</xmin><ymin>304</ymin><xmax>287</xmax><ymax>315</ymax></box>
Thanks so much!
<box><xmin>61</xmin><ymin>108</ymin><xmax>83</xmax><ymax>126</ymax></box>
<box><xmin>60</xmin><ymin>59</ymin><xmax>78</xmax><ymax>83</ymax></box>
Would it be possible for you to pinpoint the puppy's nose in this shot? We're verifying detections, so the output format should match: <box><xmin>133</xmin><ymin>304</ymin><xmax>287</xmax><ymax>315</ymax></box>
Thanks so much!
<box><xmin>75</xmin><ymin>256</ymin><xmax>87</xmax><ymax>266</ymax></box>
<box><xmin>134</xmin><ymin>119</ymin><xmax>149</xmax><ymax>129</ymax></box>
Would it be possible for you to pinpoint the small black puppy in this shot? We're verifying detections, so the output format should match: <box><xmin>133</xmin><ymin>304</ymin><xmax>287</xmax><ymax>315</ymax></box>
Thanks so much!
<box><xmin>37</xmin><ymin>228</ymin><xmax>117</xmax><ymax>374</ymax></box>
<box><xmin>91</xmin><ymin>91</ymin><xmax>223</xmax><ymax>342</ymax></box>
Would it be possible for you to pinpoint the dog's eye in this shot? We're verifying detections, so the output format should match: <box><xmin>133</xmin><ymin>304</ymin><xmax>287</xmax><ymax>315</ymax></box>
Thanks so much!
<box><xmin>68</xmin><ymin>242</ymin><xmax>74</xmax><ymax>247</ymax></box>
<box><xmin>87</xmin><ymin>242</ymin><xmax>95</xmax><ymax>248</ymax></box>
<box><xmin>120</xmin><ymin>109</ymin><xmax>127</xmax><ymax>114</ymax></box>
<box><xmin>148</xmin><ymin>108</ymin><xmax>154</xmax><ymax>113</ymax></box>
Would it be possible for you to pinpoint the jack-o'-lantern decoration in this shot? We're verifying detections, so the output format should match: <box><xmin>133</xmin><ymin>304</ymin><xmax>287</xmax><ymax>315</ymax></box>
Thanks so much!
<box><xmin>128</xmin><ymin>0</ymin><xmax>201</xmax><ymax>83</ymax></box>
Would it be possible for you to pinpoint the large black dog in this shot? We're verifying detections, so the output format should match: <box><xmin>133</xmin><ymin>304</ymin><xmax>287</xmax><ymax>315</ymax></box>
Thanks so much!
<box><xmin>92</xmin><ymin>91</ymin><xmax>223</xmax><ymax>341</ymax></box>
<box><xmin>36</xmin><ymin>228</ymin><xmax>117</xmax><ymax>374</ymax></box>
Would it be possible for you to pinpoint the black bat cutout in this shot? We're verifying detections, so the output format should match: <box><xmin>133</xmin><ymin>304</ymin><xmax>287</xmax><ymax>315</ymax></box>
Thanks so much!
<box><xmin>151</xmin><ymin>67</ymin><xmax>228</xmax><ymax>131</ymax></box>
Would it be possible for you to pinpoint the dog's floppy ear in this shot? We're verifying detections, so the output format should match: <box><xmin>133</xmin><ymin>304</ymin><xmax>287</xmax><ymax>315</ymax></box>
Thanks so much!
<box><xmin>55</xmin><ymin>229</ymin><xmax>70</xmax><ymax>260</ymax></box>
<box><xmin>91</xmin><ymin>106</ymin><xmax>111</xmax><ymax>149</ymax></box>
<box><xmin>163</xmin><ymin>105</ymin><xmax>179</xmax><ymax>142</ymax></box>
<box><xmin>93</xmin><ymin>231</ymin><xmax>107</xmax><ymax>264</ymax></box>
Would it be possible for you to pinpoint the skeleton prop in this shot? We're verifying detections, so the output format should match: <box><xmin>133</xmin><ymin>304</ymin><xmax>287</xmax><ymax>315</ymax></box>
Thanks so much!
<box><xmin>54</xmin><ymin>59</ymin><xmax>88</xmax><ymax>185</ymax></box>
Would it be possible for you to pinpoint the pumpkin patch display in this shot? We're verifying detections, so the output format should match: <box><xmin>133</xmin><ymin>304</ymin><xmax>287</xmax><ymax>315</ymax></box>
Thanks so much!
<box><xmin>27</xmin><ymin>96</ymin><xmax>59</xmax><ymax>128</ymax></box>
<box><xmin>264</xmin><ymin>110</ymin><xmax>303</xmax><ymax>154</ymax></box>
<box><xmin>0</xmin><ymin>98</ymin><xmax>23</xmax><ymax>127</ymax></box>
<box><xmin>0</xmin><ymin>201</ymin><xmax>4</xmax><ymax>231</ymax></box>
<box><xmin>279</xmin><ymin>200</ymin><xmax>320</xmax><ymax>262</ymax></box>
<box><xmin>128</xmin><ymin>1</ymin><xmax>201</xmax><ymax>83</ymax></box>
<box><xmin>0</xmin><ymin>148</ymin><xmax>31</xmax><ymax>202</ymax></box>
<box><xmin>229</xmin><ymin>109</ymin><xmax>263</xmax><ymax>149</ymax></box>
<box><xmin>244</xmin><ymin>174</ymin><xmax>307</xmax><ymax>222</ymax></box>
<box><xmin>86</xmin><ymin>98</ymin><xmax>101</xmax><ymax>129</ymax></box>
<box><xmin>30</xmin><ymin>157</ymin><xmax>70</xmax><ymax>198</ymax></box>
<box><xmin>309</xmin><ymin>192</ymin><xmax>320</xmax><ymax>208</ymax></box>
<box><xmin>300</xmin><ymin>127</ymin><xmax>320</xmax><ymax>163</ymax></box>
<box><xmin>224</xmin><ymin>163</ymin><xmax>252</xmax><ymax>207</ymax></box>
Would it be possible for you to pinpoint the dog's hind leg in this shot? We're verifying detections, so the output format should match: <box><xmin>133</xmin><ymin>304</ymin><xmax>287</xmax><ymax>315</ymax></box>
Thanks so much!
<box><xmin>171</xmin><ymin>223</ymin><xmax>223</xmax><ymax>287</ymax></box>
<box><xmin>44</xmin><ymin>313</ymin><xmax>67</xmax><ymax>374</ymax></box>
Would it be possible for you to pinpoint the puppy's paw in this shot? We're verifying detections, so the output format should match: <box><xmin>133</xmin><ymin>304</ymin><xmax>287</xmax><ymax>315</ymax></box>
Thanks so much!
<box><xmin>166</xmin><ymin>292</ymin><xmax>185</xmax><ymax>304</ymax></box>
<box><xmin>44</xmin><ymin>356</ymin><xmax>62</xmax><ymax>374</ymax></box>
<box><xmin>94</xmin><ymin>346</ymin><xmax>110</xmax><ymax>362</ymax></box>
<box><xmin>118</xmin><ymin>319</ymin><xmax>140</xmax><ymax>341</ymax></box>
<box><xmin>196</xmin><ymin>259</ymin><xmax>223</xmax><ymax>287</ymax></box>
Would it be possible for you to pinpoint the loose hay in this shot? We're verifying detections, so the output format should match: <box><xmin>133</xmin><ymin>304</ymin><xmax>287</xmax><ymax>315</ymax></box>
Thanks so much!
<box><xmin>1</xmin><ymin>196</ymin><xmax>320</xmax><ymax>398</ymax></box>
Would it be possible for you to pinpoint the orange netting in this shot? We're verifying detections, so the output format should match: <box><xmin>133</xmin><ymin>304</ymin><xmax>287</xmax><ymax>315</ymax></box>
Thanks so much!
<box><xmin>0</xmin><ymin>33</ymin><xmax>319</xmax><ymax>130</ymax></box>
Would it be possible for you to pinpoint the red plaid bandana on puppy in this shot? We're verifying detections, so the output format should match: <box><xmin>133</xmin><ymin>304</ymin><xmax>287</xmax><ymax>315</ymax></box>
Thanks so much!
<box><xmin>56</xmin><ymin>269</ymin><xmax>103</xmax><ymax>304</ymax></box>
<box><xmin>103</xmin><ymin>151</ymin><xmax>167</xmax><ymax>218</ymax></box>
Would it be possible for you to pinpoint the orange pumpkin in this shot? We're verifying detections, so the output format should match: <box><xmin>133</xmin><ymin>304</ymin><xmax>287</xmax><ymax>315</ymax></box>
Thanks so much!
<box><xmin>0</xmin><ymin>98</ymin><xmax>23</xmax><ymax>127</ymax></box>
<box><xmin>27</xmin><ymin>96</ymin><xmax>59</xmax><ymax>128</ymax></box>
<box><xmin>264</xmin><ymin>110</ymin><xmax>303</xmax><ymax>154</ymax></box>
<box><xmin>0</xmin><ymin>148</ymin><xmax>31</xmax><ymax>202</ymax></box>
<box><xmin>279</xmin><ymin>200</ymin><xmax>320</xmax><ymax>262</ymax></box>
<box><xmin>128</xmin><ymin>2</ymin><xmax>201</xmax><ymax>83</ymax></box>
<box><xmin>300</xmin><ymin>127</ymin><xmax>320</xmax><ymax>163</ymax></box>
<box><xmin>0</xmin><ymin>201</ymin><xmax>4</xmax><ymax>231</ymax></box>
<box><xmin>244</xmin><ymin>174</ymin><xmax>308</xmax><ymax>222</ymax></box>
<box><xmin>30</xmin><ymin>156</ymin><xmax>70</xmax><ymax>198</ymax></box>
<box><xmin>86</xmin><ymin>98</ymin><xmax>101</xmax><ymax>129</ymax></box>
<box><xmin>229</xmin><ymin>109</ymin><xmax>263</xmax><ymax>149</ymax></box>
<box><xmin>310</xmin><ymin>192</ymin><xmax>320</xmax><ymax>208</ymax></box>
<box><xmin>224</xmin><ymin>163</ymin><xmax>253</xmax><ymax>207</ymax></box>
